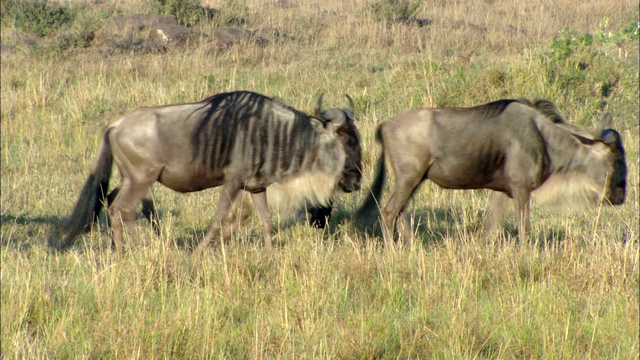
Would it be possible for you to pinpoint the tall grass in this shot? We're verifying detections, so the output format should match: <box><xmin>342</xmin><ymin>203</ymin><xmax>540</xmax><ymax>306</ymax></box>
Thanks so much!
<box><xmin>2</xmin><ymin>0</ymin><xmax>638</xmax><ymax>358</ymax></box>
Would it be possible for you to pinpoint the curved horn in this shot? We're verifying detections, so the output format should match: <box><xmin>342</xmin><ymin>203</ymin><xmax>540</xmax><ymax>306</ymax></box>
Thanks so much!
<box><xmin>315</xmin><ymin>93</ymin><xmax>324</xmax><ymax>119</ymax></box>
<box><xmin>345</xmin><ymin>94</ymin><xmax>355</xmax><ymax>112</ymax></box>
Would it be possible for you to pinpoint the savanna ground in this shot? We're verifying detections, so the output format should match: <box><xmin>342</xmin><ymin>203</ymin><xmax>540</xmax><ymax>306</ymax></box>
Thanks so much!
<box><xmin>1</xmin><ymin>0</ymin><xmax>638</xmax><ymax>358</ymax></box>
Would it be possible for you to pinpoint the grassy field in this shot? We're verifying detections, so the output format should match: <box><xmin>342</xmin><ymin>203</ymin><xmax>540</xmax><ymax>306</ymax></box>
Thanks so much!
<box><xmin>1</xmin><ymin>0</ymin><xmax>638</xmax><ymax>358</ymax></box>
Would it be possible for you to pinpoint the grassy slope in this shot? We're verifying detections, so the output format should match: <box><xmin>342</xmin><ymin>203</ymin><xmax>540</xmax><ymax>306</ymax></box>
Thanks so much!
<box><xmin>1</xmin><ymin>0</ymin><xmax>638</xmax><ymax>358</ymax></box>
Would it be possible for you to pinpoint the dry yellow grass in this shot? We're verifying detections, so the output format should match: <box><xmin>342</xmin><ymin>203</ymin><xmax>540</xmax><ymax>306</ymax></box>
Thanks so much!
<box><xmin>1</xmin><ymin>0</ymin><xmax>638</xmax><ymax>358</ymax></box>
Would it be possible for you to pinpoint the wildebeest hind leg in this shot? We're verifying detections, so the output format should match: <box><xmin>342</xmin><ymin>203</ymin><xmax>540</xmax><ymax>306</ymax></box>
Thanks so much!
<box><xmin>195</xmin><ymin>181</ymin><xmax>243</xmax><ymax>252</ymax></box>
<box><xmin>250</xmin><ymin>191</ymin><xmax>273</xmax><ymax>253</ymax></box>
<box><xmin>141</xmin><ymin>188</ymin><xmax>160</xmax><ymax>236</ymax></box>
<box><xmin>108</xmin><ymin>180</ymin><xmax>152</xmax><ymax>253</ymax></box>
<box><xmin>395</xmin><ymin>211</ymin><xmax>415</xmax><ymax>246</ymax></box>
<box><xmin>106</xmin><ymin>187</ymin><xmax>159</xmax><ymax>236</ymax></box>
<box><xmin>381</xmin><ymin>176</ymin><xmax>423</xmax><ymax>245</ymax></box>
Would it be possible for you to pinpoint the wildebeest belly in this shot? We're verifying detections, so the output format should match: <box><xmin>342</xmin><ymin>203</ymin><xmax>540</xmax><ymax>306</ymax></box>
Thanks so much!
<box><xmin>157</xmin><ymin>165</ymin><xmax>226</xmax><ymax>193</ymax></box>
<box><xmin>158</xmin><ymin>163</ymin><xmax>282</xmax><ymax>193</ymax></box>
<box><xmin>426</xmin><ymin>151</ymin><xmax>508</xmax><ymax>191</ymax></box>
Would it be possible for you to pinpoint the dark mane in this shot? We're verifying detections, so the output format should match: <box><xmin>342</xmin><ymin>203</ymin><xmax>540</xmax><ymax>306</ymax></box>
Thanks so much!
<box><xmin>190</xmin><ymin>91</ymin><xmax>317</xmax><ymax>172</ymax></box>
<box><xmin>474</xmin><ymin>98</ymin><xmax>567</xmax><ymax>125</ymax></box>
<box><xmin>530</xmin><ymin>99</ymin><xmax>566</xmax><ymax>124</ymax></box>
<box><xmin>529</xmin><ymin>108</ymin><xmax>587</xmax><ymax>174</ymax></box>
<box><xmin>474</xmin><ymin>99</ymin><xmax>521</xmax><ymax>118</ymax></box>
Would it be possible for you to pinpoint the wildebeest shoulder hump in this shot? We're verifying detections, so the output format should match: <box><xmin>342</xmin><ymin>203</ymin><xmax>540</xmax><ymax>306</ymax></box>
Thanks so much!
<box><xmin>473</xmin><ymin>99</ymin><xmax>522</xmax><ymax>118</ymax></box>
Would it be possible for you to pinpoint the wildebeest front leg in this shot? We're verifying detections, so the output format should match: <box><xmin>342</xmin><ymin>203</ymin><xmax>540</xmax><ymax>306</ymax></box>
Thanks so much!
<box><xmin>486</xmin><ymin>191</ymin><xmax>509</xmax><ymax>235</ymax></box>
<box><xmin>512</xmin><ymin>189</ymin><xmax>532</xmax><ymax>241</ymax></box>
<box><xmin>250</xmin><ymin>191</ymin><xmax>273</xmax><ymax>252</ymax></box>
<box><xmin>195</xmin><ymin>181</ymin><xmax>243</xmax><ymax>252</ymax></box>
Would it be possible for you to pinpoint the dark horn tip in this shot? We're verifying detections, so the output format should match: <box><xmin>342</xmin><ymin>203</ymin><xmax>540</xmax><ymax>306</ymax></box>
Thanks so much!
<box><xmin>315</xmin><ymin>93</ymin><xmax>325</xmax><ymax>117</ymax></box>
<box><xmin>345</xmin><ymin>94</ymin><xmax>355</xmax><ymax>110</ymax></box>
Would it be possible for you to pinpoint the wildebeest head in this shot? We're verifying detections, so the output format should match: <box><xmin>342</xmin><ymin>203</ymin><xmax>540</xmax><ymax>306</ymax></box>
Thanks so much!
<box><xmin>599</xmin><ymin>128</ymin><xmax>627</xmax><ymax>205</ymax></box>
<box><xmin>532</xmin><ymin>103</ymin><xmax>627</xmax><ymax>207</ymax></box>
<box><xmin>315</xmin><ymin>94</ymin><xmax>362</xmax><ymax>193</ymax></box>
<box><xmin>570</xmin><ymin>126</ymin><xmax>627</xmax><ymax>206</ymax></box>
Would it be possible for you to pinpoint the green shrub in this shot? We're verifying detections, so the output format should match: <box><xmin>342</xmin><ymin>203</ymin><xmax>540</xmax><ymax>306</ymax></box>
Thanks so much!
<box><xmin>548</xmin><ymin>30</ymin><xmax>594</xmax><ymax>61</ymax></box>
<box><xmin>367</xmin><ymin>0</ymin><xmax>422</xmax><ymax>22</ymax></box>
<box><xmin>212</xmin><ymin>0</ymin><xmax>250</xmax><ymax>27</ymax></box>
<box><xmin>2</xmin><ymin>0</ymin><xmax>76</xmax><ymax>37</ymax></box>
<box><xmin>155</xmin><ymin>0</ymin><xmax>218</xmax><ymax>27</ymax></box>
<box><xmin>620</xmin><ymin>20</ymin><xmax>639</xmax><ymax>40</ymax></box>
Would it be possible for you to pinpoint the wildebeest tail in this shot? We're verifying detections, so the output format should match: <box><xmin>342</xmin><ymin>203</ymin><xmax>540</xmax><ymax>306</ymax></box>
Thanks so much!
<box><xmin>354</xmin><ymin>127</ymin><xmax>386</xmax><ymax>230</ymax></box>
<box><xmin>60</xmin><ymin>129</ymin><xmax>114</xmax><ymax>248</ymax></box>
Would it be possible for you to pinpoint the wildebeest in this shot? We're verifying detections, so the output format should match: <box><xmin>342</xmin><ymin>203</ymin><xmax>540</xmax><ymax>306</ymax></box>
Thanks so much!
<box><xmin>61</xmin><ymin>91</ymin><xmax>362</xmax><ymax>252</ymax></box>
<box><xmin>355</xmin><ymin>99</ymin><xmax>627</xmax><ymax>244</ymax></box>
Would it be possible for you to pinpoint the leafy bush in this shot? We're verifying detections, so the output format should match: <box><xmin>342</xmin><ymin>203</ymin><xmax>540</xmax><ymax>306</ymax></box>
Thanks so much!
<box><xmin>538</xmin><ymin>23</ymin><xmax>637</xmax><ymax>122</ymax></box>
<box><xmin>2</xmin><ymin>0</ymin><xmax>76</xmax><ymax>37</ymax></box>
<box><xmin>548</xmin><ymin>30</ymin><xmax>594</xmax><ymax>61</ymax></box>
<box><xmin>368</xmin><ymin>0</ymin><xmax>422</xmax><ymax>22</ymax></box>
<box><xmin>155</xmin><ymin>0</ymin><xmax>218</xmax><ymax>27</ymax></box>
<box><xmin>212</xmin><ymin>0</ymin><xmax>250</xmax><ymax>27</ymax></box>
<box><xmin>600</xmin><ymin>19</ymin><xmax>640</xmax><ymax>42</ymax></box>
<box><xmin>619</xmin><ymin>20</ymin><xmax>639</xmax><ymax>40</ymax></box>
<box><xmin>54</xmin><ymin>13</ymin><xmax>101</xmax><ymax>51</ymax></box>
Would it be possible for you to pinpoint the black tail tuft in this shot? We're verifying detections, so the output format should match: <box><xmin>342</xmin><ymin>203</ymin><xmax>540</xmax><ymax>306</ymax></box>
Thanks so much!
<box><xmin>354</xmin><ymin>128</ymin><xmax>386</xmax><ymax>230</ymax></box>
<box><xmin>61</xmin><ymin>175</ymin><xmax>109</xmax><ymax>247</ymax></box>
<box><xmin>60</xmin><ymin>130</ymin><xmax>113</xmax><ymax>248</ymax></box>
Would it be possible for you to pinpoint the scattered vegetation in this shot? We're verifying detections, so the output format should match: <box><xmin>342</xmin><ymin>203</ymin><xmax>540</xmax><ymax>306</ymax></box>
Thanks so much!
<box><xmin>154</xmin><ymin>0</ymin><xmax>219</xmax><ymax>26</ymax></box>
<box><xmin>367</xmin><ymin>0</ymin><xmax>422</xmax><ymax>22</ymax></box>
<box><xmin>1</xmin><ymin>0</ymin><xmax>76</xmax><ymax>37</ymax></box>
<box><xmin>1</xmin><ymin>0</ymin><xmax>637</xmax><ymax>358</ymax></box>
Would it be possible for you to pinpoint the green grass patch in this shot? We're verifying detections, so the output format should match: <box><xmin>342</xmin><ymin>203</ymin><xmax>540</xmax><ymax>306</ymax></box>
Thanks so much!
<box><xmin>1</xmin><ymin>0</ymin><xmax>638</xmax><ymax>358</ymax></box>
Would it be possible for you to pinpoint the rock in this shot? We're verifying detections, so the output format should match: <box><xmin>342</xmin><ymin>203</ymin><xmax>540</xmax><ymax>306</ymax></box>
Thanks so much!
<box><xmin>100</xmin><ymin>14</ymin><xmax>179</xmax><ymax>41</ymax></box>
<box><xmin>148</xmin><ymin>23</ymin><xmax>203</xmax><ymax>47</ymax></box>
<box><xmin>91</xmin><ymin>14</ymin><xmax>265</xmax><ymax>54</ymax></box>
<box><xmin>96</xmin><ymin>14</ymin><xmax>207</xmax><ymax>52</ymax></box>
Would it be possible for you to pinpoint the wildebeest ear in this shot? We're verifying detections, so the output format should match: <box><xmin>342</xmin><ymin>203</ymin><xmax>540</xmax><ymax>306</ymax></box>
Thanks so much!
<box><xmin>571</xmin><ymin>133</ymin><xmax>597</xmax><ymax>145</ymax></box>
<box><xmin>310</xmin><ymin>116</ymin><xmax>326</xmax><ymax>131</ymax></box>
